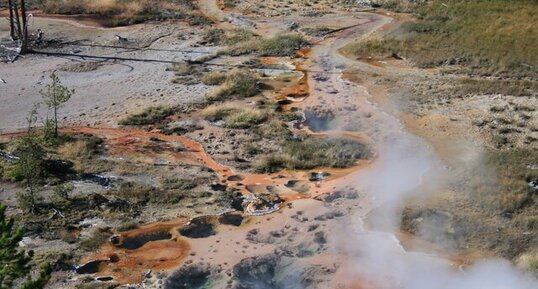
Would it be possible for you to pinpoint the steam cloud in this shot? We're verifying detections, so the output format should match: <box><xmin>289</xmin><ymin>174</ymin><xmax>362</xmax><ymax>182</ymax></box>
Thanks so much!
<box><xmin>347</xmin><ymin>133</ymin><xmax>538</xmax><ymax>289</ymax></box>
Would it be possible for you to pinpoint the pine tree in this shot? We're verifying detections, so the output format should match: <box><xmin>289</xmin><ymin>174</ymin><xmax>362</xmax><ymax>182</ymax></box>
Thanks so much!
<box><xmin>0</xmin><ymin>203</ymin><xmax>51</xmax><ymax>289</ymax></box>
<box><xmin>40</xmin><ymin>72</ymin><xmax>74</xmax><ymax>138</ymax></box>
<box><xmin>10</xmin><ymin>105</ymin><xmax>46</xmax><ymax>213</ymax></box>
<box><xmin>0</xmin><ymin>203</ymin><xmax>31</xmax><ymax>288</ymax></box>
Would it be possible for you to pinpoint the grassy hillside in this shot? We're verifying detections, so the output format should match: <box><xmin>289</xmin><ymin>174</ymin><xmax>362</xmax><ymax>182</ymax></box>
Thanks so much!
<box><xmin>345</xmin><ymin>0</ymin><xmax>538</xmax><ymax>78</ymax></box>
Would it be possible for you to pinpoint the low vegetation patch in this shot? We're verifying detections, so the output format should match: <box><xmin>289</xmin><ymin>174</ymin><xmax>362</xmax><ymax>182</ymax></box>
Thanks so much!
<box><xmin>208</xmin><ymin>69</ymin><xmax>259</xmax><ymax>100</ymax></box>
<box><xmin>344</xmin><ymin>0</ymin><xmax>538</xmax><ymax>78</ymax></box>
<box><xmin>202</xmin><ymin>105</ymin><xmax>267</xmax><ymax>129</ymax></box>
<box><xmin>258</xmin><ymin>34</ymin><xmax>309</xmax><ymax>57</ymax></box>
<box><xmin>454</xmin><ymin>78</ymin><xmax>537</xmax><ymax>97</ymax></box>
<box><xmin>470</xmin><ymin>149</ymin><xmax>538</xmax><ymax>215</ymax></box>
<box><xmin>160</xmin><ymin>178</ymin><xmax>198</xmax><ymax>190</ymax></box>
<box><xmin>119</xmin><ymin>106</ymin><xmax>175</xmax><ymax>125</ymax></box>
<box><xmin>167</xmin><ymin>63</ymin><xmax>209</xmax><ymax>85</ymax></box>
<box><xmin>201</xmin><ymin>28</ymin><xmax>258</xmax><ymax>46</ymax></box>
<box><xmin>255</xmin><ymin>137</ymin><xmax>370</xmax><ymax>172</ymax></box>
<box><xmin>285</xmin><ymin>138</ymin><xmax>370</xmax><ymax>169</ymax></box>
<box><xmin>201</xmin><ymin>71</ymin><xmax>227</xmax><ymax>85</ymax></box>
<box><xmin>221</xmin><ymin>33</ymin><xmax>309</xmax><ymax>57</ymax></box>
<box><xmin>301</xmin><ymin>26</ymin><xmax>334</xmax><ymax>37</ymax></box>
<box><xmin>41</xmin><ymin>0</ymin><xmax>210</xmax><ymax>26</ymax></box>
<box><xmin>57</xmin><ymin>137</ymin><xmax>102</xmax><ymax>161</ymax></box>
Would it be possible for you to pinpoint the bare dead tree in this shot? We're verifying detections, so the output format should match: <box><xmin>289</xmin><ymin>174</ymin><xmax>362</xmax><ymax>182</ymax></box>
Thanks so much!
<box><xmin>7</xmin><ymin>0</ymin><xmax>15</xmax><ymax>40</ymax></box>
<box><xmin>6</xmin><ymin>0</ymin><xmax>30</xmax><ymax>54</ymax></box>
<box><xmin>12</xmin><ymin>1</ymin><xmax>22</xmax><ymax>42</ymax></box>
<box><xmin>19</xmin><ymin>0</ymin><xmax>28</xmax><ymax>54</ymax></box>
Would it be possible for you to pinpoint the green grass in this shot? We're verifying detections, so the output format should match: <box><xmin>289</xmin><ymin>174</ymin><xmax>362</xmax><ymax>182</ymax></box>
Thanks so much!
<box><xmin>119</xmin><ymin>106</ymin><xmax>175</xmax><ymax>125</ymax></box>
<box><xmin>344</xmin><ymin>0</ymin><xmax>538</xmax><ymax>78</ymax></box>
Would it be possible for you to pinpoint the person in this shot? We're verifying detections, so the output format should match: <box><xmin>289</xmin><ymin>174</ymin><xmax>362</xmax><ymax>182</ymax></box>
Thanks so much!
<box><xmin>34</xmin><ymin>29</ymin><xmax>43</xmax><ymax>44</ymax></box>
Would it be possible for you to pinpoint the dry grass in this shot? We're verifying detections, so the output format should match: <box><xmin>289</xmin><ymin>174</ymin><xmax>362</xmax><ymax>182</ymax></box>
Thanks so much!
<box><xmin>255</xmin><ymin>137</ymin><xmax>370</xmax><ymax>172</ymax></box>
<box><xmin>42</xmin><ymin>0</ymin><xmax>194</xmax><ymax>15</ymax></box>
<box><xmin>455</xmin><ymin>78</ymin><xmax>538</xmax><ymax>97</ymax></box>
<box><xmin>202</xmin><ymin>104</ymin><xmax>267</xmax><ymax>129</ymax></box>
<box><xmin>57</xmin><ymin>140</ymin><xmax>94</xmax><ymax>160</ymax></box>
<box><xmin>220</xmin><ymin>33</ymin><xmax>309</xmax><ymax>57</ymax></box>
<box><xmin>201</xmin><ymin>71</ymin><xmax>227</xmax><ymax>85</ymax></box>
<box><xmin>201</xmin><ymin>28</ymin><xmax>258</xmax><ymax>46</ymax></box>
<box><xmin>208</xmin><ymin>69</ymin><xmax>259</xmax><ymax>100</ymax></box>
<box><xmin>469</xmin><ymin>149</ymin><xmax>538</xmax><ymax>215</ymax></box>
<box><xmin>41</xmin><ymin>0</ymin><xmax>208</xmax><ymax>26</ymax></box>
<box><xmin>119</xmin><ymin>106</ymin><xmax>175</xmax><ymax>126</ymax></box>
<box><xmin>344</xmin><ymin>0</ymin><xmax>538</xmax><ymax>78</ymax></box>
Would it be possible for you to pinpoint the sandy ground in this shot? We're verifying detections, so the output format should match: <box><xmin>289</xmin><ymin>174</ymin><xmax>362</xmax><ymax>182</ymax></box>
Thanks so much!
<box><xmin>0</xmin><ymin>19</ymin><xmax>214</xmax><ymax>132</ymax></box>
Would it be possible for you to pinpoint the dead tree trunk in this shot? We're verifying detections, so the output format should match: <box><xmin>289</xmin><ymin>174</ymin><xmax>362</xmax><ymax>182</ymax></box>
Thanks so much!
<box><xmin>12</xmin><ymin>1</ymin><xmax>22</xmax><ymax>41</ymax></box>
<box><xmin>19</xmin><ymin>0</ymin><xmax>28</xmax><ymax>54</ymax></box>
<box><xmin>8</xmin><ymin>0</ymin><xmax>15</xmax><ymax>40</ymax></box>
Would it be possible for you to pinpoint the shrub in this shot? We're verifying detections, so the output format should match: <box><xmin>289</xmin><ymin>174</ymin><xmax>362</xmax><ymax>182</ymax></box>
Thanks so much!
<box><xmin>119</xmin><ymin>106</ymin><xmax>175</xmax><ymax>125</ymax></box>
